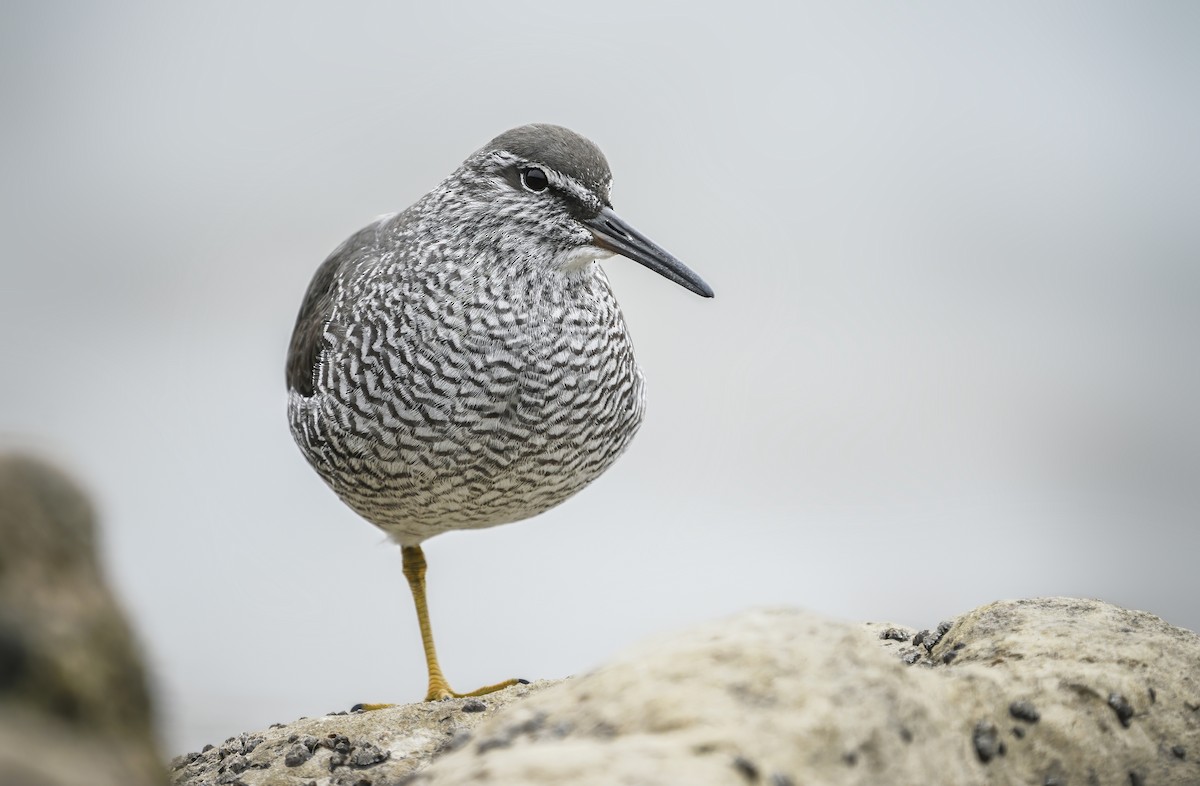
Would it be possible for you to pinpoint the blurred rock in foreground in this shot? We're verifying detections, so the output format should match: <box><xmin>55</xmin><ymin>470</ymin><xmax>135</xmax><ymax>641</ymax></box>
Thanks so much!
<box><xmin>170</xmin><ymin>597</ymin><xmax>1199</xmax><ymax>786</ymax></box>
<box><xmin>0</xmin><ymin>453</ymin><xmax>164</xmax><ymax>786</ymax></box>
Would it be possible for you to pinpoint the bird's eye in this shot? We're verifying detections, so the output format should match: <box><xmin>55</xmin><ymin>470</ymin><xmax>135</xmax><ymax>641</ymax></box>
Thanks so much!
<box><xmin>520</xmin><ymin>167</ymin><xmax>549</xmax><ymax>192</ymax></box>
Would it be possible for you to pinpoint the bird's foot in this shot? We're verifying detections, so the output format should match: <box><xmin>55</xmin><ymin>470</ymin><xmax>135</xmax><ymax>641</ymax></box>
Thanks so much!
<box><xmin>350</xmin><ymin>678</ymin><xmax>528</xmax><ymax>711</ymax></box>
<box><xmin>424</xmin><ymin>677</ymin><xmax>528</xmax><ymax>702</ymax></box>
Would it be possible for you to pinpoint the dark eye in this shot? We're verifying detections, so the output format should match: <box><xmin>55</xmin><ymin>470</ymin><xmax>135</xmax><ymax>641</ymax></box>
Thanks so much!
<box><xmin>520</xmin><ymin>167</ymin><xmax>549</xmax><ymax>192</ymax></box>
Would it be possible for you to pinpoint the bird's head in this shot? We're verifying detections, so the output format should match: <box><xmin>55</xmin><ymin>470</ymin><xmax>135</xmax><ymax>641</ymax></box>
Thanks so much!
<box><xmin>443</xmin><ymin>124</ymin><xmax>713</xmax><ymax>298</ymax></box>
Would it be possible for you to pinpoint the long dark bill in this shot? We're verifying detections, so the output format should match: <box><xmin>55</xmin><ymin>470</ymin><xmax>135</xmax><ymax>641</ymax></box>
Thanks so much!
<box><xmin>585</xmin><ymin>207</ymin><xmax>714</xmax><ymax>298</ymax></box>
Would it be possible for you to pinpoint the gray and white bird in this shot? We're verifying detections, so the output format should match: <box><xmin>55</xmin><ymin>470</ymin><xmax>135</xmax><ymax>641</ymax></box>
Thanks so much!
<box><xmin>286</xmin><ymin>124</ymin><xmax>712</xmax><ymax>702</ymax></box>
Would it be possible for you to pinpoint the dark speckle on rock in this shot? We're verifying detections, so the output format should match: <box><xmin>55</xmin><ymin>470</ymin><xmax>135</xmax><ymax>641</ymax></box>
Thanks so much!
<box><xmin>952</xmin><ymin>641</ymin><xmax>966</xmax><ymax>651</ymax></box>
<box><xmin>880</xmin><ymin>627</ymin><xmax>909</xmax><ymax>641</ymax></box>
<box><xmin>941</xmin><ymin>651</ymin><xmax>957</xmax><ymax>664</ymax></box>
<box><xmin>732</xmin><ymin>755</ymin><xmax>759</xmax><ymax>781</ymax></box>
<box><xmin>284</xmin><ymin>744</ymin><xmax>313</xmax><ymax>767</ymax></box>
<box><xmin>1108</xmin><ymin>693</ymin><xmax>1135</xmax><ymax>727</ymax></box>
<box><xmin>324</xmin><ymin>733</ymin><xmax>352</xmax><ymax>754</ymax></box>
<box><xmin>770</xmin><ymin>774</ymin><xmax>794</xmax><ymax>786</ymax></box>
<box><xmin>226</xmin><ymin>755</ymin><xmax>248</xmax><ymax>774</ymax></box>
<box><xmin>973</xmin><ymin>720</ymin><xmax>1003</xmax><ymax>763</ymax></box>
<box><xmin>914</xmin><ymin>623</ymin><xmax>950</xmax><ymax>652</ymax></box>
<box><xmin>1147</xmin><ymin>686</ymin><xmax>1156</xmax><ymax>703</ymax></box>
<box><xmin>349</xmin><ymin>741</ymin><xmax>390</xmax><ymax>768</ymax></box>
<box><xmin>899</xmin><ymin>727</ymin><xmax>913</xmax><ymax>743</ymax></box>
<box><xmin>461</xmin><ymin>699</ymin><xmax>487</xmax><ymax>713</ymax></box>
<box><xmin>1170</xmin><ymin>744</ymin><xmax>1186</xmax><ymax>759</ymax></box>
<box><xmin>218</xmin><ymin>734</ymin><xmax>263</xmax><ymax>758</ymax></box>
<box><xmin>455</xmin><ymin>709</ymin><xmax>545</xmax><ymax>755</ymax></box>
<box><xmin>1012</xmin><ymin>726</ymin><xmax>1025</xmax><ymax>739</ymax></box>
<box><xmin>1010</xmin><ymin>700</ymin><xmax>1041</xmax><ymax>723</ymax></box>
<box><xmin>843</xmin><ymin>751</ymin><xmax>858</xmax><ymax>766</ymax></box>
<box><xmin>520</xmin><ymin>713</ymin><xmax>548</xmax><ymax>733</ymax></box>
<box><xmin>477</xmin><ymin>735</ymin><xmax>512</xmax><ymax>754</ymax></box>
<box><xmin>1129</xmin><ymin>770</ymin><xmax>1144</xmax><ymax>786</ymax></box>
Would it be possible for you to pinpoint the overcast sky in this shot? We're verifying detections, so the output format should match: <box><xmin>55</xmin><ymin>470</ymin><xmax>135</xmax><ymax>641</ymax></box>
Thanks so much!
<box><xmin>2</xmin><ymin>2</ymin><xmax>1197</xmax><ymax>753</ymax></box>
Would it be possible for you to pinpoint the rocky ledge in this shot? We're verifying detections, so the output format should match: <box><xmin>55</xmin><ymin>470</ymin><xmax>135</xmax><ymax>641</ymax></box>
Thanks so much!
<box><xmin>170</xmin><ymin>597</ymin><xmax>1200</xmax><ymax>786</ymax></box>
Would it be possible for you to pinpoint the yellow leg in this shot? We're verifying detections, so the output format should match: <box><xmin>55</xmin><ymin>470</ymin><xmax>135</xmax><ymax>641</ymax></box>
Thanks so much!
<box><xmin>402</xmin><ymin>544</ymin><xmax>521</xmax><ymax>702</ymax></box>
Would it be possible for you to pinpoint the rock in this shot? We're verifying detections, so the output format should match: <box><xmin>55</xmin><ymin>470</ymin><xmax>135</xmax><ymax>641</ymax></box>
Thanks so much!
<box><xmin>174</xmin><ymin>597</ymin><xmax>1200</xmax><ymax>785</ymax></box>
<box><xmin>169</xmin><ymin>682</ymin><xmax>558</xmax><ymax>785</ymax></box>
<box><xmin>0</xmin><ymin>454</ymin><xmax>165</xmax><ymax>785</ymax></box>
<box><xmin>411</xmin><ymin>599</ymin><xmax>1200</xmax><ymax>785</ymax></box>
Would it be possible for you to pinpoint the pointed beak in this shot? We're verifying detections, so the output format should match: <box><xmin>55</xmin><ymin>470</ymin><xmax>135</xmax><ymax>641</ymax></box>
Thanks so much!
<box><xmin>584</xmin><ymin>207</ymin><xmax>714</xmax><ymax>298</ymax></box>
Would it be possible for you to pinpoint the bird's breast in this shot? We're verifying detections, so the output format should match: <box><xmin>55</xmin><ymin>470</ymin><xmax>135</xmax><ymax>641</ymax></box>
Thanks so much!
<box><xmin>289</xmin><ymin>268</ymin><xmax>646</xmax><ymax>537</ymax></box>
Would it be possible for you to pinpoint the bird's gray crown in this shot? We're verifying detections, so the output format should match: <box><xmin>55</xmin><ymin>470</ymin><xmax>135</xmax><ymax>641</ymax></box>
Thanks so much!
<box><xmin>483</xmin><ymin>124</ymin><xmax>612</xmax><ymax>201</ymax></box>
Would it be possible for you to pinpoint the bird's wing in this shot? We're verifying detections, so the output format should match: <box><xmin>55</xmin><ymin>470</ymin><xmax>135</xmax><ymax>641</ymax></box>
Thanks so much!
<box><xmin>285</xmin><ymin>220</ymin><xmax>390</xmax><ymax>397</ymax></box>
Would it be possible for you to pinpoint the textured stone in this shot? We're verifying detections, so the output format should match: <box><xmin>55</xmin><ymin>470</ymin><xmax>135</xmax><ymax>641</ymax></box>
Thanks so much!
<box><xmin>169</xmin><ymin>599</ymin><xmax>1200</xmax><ymax>785</ymax></box>
<box><xmin>0</xmin><ymin>454</ymin><xmax>165</xmax><ymax>786</ymax></box>
<box><xmin>417</xmin><ymin>600</ymin><xmax>1200</xmax><ymax>785</ymax></box>
<box><xmin>169</xmin><ymin>682</ymin><xmax>556</xmax><ymax>786</ymax></box>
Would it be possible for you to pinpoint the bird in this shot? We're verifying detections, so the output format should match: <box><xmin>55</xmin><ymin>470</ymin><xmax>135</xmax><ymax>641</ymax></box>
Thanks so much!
<box><xmin>286</xmin><ymin>123</ymin><xmax>713</xmax><ymax>702</ymax></box>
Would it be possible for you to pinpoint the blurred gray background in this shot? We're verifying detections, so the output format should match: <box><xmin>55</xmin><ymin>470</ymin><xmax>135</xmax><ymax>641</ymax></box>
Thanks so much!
<box><xmin>2</xmin><ymin>2</ymin><xmax>1197</xmax><ymax>754</ymax></box>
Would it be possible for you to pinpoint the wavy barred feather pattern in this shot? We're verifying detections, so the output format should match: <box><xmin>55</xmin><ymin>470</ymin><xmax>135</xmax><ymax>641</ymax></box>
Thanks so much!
<box><xmin>287</xmin><ymin>127</ymin><xmax>656</xmax><ymax>546</ymax></box>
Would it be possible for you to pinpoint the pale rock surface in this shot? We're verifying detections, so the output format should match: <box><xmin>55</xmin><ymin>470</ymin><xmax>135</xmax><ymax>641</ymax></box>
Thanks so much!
<box><xmin>170</xmin><ymin>597</ymin><xmax>1200</xmax><ymax>786</ymax></box>
<box><xmin>167</xmin><ymin>681</ymin><xmax>560</xmax><ymax>786</ymax></box>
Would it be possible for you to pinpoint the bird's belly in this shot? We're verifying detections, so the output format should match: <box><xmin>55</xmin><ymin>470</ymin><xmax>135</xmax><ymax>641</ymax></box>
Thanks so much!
<box><xmin>289</xmin><ymin>352</ymin><xmax>646</xmax><ymax>545</ymax></box>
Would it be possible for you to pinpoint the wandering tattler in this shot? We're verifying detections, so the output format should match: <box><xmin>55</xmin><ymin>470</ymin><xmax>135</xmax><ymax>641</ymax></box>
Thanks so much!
<box><xmin>286</xmin><ymin>124</ymin><xmax>713</xmax><ymax>702</ymax></box>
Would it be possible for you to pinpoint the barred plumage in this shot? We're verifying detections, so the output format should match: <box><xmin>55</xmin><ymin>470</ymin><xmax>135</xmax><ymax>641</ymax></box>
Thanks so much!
<box><xmin>285</xmin><ymin>124</ymin><xmax>712</xmax><ymax>700</ymax></box>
